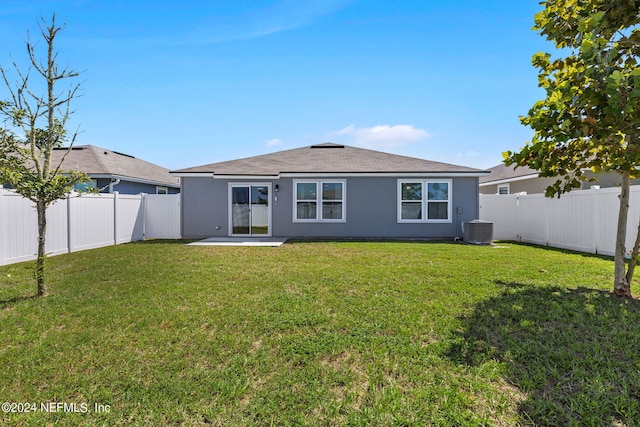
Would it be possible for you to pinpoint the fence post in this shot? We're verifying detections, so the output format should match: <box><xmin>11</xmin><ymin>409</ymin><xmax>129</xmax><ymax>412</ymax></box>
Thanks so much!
<box><xmin>113</xmin><ymin>191</ymin><xmax>119</xmax><ymax>245</ymax></box>
<box><xmin>67</xmin><ymin>193</ymin><xmax>72</xmax><ymax>253</ymax></box>
<box><xmin>516</xmin><ymin>193</ymin><xmax>521</xmax><ymax>242</ymax></box>
<box><xmin>141</xmin><ymin>193</ymin><xmax>147</xmax><ymax>241</ymax></box>
<box><xmin>592</xmin><ymin>186</ymin><xmax>600</xmax><ymax>254</ymax></box>
<box><xmin>0</xmin><ymin>191</ymin><xmax>5</xmax><ymax>265</ymax></box>
<box><xmin>544</xmin><ymin>196</ymin><xmax>550</xmax><ymax>247</ymax></box>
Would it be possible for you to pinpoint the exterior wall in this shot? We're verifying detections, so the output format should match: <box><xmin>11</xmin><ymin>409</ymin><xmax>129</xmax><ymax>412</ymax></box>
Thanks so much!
<box><xmin>580</xmin><ymin>171</ymin><xmax>640</xmax><ymax>189</ymax></box>
<box><xmin>480</xmin><ymin>176</ymin><xmax>557</xmax><ymax>195</ymax></box>
<box><xmin>181</xmin><ymin>175</ymin><xmax>480</xmax><ymax>239</ymax></box>
<box><xmin>181</xmin><ymin>176</ymin><xmax>229</xmax><ymax>238</ymax></box>
<box><xmin>96</xmin><ymin>178</ymin><xmax>179</xmax><ymax>195</ymax></box>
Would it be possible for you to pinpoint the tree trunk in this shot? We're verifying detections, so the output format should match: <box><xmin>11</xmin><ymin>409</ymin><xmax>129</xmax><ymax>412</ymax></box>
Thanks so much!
<box><xmin>625</xmin><ymin>218</ymin><xmax>640</xmax><ymax>286</ymax></box>
<box><xmin>35</xmin><ymin>200</ymin><xmax>47</xmax><ymax>297</ymax></box>
<box><xmin>614</xmin><ymin>171</ymin><xmax>632</xmax><ymax>297</ymax></box>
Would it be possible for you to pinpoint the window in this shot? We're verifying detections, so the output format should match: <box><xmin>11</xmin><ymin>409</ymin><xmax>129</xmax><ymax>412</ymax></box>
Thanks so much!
<box><xmin>74</xmin><ymin>179</ymin><xmax>97</xmax><ymax>192</ymax></box>
<box><xmin>497</xmin><ymin>184</ymin><xmax>510</xmax><ymax>195</ymax></box>
<box><xmin>400</xmin><ymin>182</ymin><xmax>422</xmax><ymax>220</ymax></box>
<box><xmin>294</xmin><ymin>180</ymin><xmax>345</xmax><ymax>222</ymax></box>
<box><xmin>398</xmin><ymin>179</ymin><xmax>451</xmax><ymax>223</ymax></box>
<box><xmin>156</xmin><ymin>186</ymin><xmax>169</xmax><ymax>195</ymax></box>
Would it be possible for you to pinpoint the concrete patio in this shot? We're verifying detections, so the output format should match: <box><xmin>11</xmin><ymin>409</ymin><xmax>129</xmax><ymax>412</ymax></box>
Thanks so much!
<box><xmin>186</xmin><ymin>237</ymin><xmax>288</xmax><ymax>247</ymax></box>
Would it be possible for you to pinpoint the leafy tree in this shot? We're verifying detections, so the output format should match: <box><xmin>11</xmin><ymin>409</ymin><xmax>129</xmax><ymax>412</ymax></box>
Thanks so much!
<box><xmin>0</xmin><ymin>15</ymin><xmax>89</xmax><ymax>297</ymax></box>
<box><xmin>505</xmin><ymin>0</ymin><xmax>640</xmax><ymax>297</ymax></box>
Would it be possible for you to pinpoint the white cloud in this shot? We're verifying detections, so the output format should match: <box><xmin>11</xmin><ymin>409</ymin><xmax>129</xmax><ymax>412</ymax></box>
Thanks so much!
<box><xmin>69</xmin><ymin>1</ymin><xmax>354</xmax><ymax>47</ymax></box>
<box><xmin>195</xmin><ymin>0</ymin><xmax>354</xmax><ymax>44</ymax></box>
<box><xmin>266</xmin><ymin>138</ymin><xmax>285</xmax><ymax>147</ymax></box>
<box><xmin>330</xmin><ymin>124</ymin><xmax>430</xmax><ymax>150</ymax></box>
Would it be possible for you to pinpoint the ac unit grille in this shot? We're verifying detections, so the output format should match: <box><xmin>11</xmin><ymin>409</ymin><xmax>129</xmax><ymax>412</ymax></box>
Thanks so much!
<box><xmin>463</xmin><ymin>221</ymin><xmax>494</xmax><ymax>245</ymax></box>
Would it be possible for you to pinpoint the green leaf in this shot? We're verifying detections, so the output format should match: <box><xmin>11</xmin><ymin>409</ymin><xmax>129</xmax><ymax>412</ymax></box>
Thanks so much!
<box><xmin>587</xmin><ymin>11</ymin><xmax>606</xmax><ymax>30</ymax></box>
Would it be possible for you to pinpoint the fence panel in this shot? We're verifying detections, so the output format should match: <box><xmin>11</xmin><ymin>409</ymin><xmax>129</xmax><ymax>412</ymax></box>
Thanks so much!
<box><xmin>547</xmin><ymin>190</ymin><xmax>595</xmax><ymax>253</ymax></box>
<box><xmin>480</xmin><ymin>185</ymin><xmax>640</xmax><ymax>256</ymax></box>
<box><xmin>144</xmin><ymin>194</ymin><xmax>181</xmax><ymax>239</ymax></box>
<box><xmin>594</xmin><ymin>188</ymin><xmax>622</xmax><ymax>256</ymax></box>
<box><xmin>479</xmin><ymin>194</ymin><xmax>519</xmax><ymax>240</ymax></box>
<box><xmin>1</xmin><ymin>190</ymin><xmax>38</xmax><ymax>265</ymax></box>
<box><xmin>116</xmin><ymin>194</ymin><xmax>145</xmax><ymax>244</ymax></box>
<box><xmin>69</xmin><ymin>193</ymin><xmax>116</xmax><ymax>252</ymax></box>
<box><xmin>45</xmin><ymin>198</ymin><xmax>70</xmax><ymax>257</ymax></box>
<box><xmin>1</xmin><ymin>190</ymin><xmax>181</xmax><ymax>266</ymax></box>
<box><xmin>517</xmin><ymin>194</ymin><xmax>548</xmax><ymax>247</ymax></box>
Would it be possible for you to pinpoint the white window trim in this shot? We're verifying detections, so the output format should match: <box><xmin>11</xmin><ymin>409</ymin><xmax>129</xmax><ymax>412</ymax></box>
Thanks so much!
<box><xmin>397</xmin><ymin>179</ymin><xmax>452</xmax><ymax>223</ymax></box>
<box><xmin>497</xmin><ymin>183</ymin><xmax>510</xmax><ymax>195</ymax></box>
<box><xmin>156</xmin><ymin>186</ymin><xmax>169</xmax><ymax>194</ymax></box>
<box><xmin>293</xmin><ymin>179</ymin><xmax>346</xmax><ymax>223</ymax></box>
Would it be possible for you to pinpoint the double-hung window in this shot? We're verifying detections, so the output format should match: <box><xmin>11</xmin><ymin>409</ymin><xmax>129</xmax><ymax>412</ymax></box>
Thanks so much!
<box><xmin>398</xmin><ymin>179</ymin><xmax>451</xmax><ymax>223</ymax></box>
<box><xmin>294</xmin><ymin>180</ymin><xmax>346</xmax><ymax>222</ymax></box>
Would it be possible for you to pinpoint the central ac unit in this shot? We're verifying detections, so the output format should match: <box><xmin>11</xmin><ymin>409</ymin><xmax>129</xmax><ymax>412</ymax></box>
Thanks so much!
<box><xmin>462</xmin><ymin>220</ymin><xmax>494</xmax><ymax>245</ymax></box>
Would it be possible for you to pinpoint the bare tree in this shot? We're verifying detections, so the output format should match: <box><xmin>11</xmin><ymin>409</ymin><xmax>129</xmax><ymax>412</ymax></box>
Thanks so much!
<box><xmin>0</xmin><ymin>15</ymin><xmax>89</xmax><ymax>297</ymax></box>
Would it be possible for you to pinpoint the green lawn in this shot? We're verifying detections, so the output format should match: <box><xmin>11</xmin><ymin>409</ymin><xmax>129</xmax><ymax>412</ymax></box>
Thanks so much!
<box><xmin>1</xmin><ymin>241</ymin><xmax>639</xmax><ymax>426</ymax></box>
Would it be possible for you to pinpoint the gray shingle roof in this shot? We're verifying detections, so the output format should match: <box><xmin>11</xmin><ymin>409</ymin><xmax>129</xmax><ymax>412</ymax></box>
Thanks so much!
<box><xmin>53</xmin><ymin>145</ymin><xmax>179</xmax><ymax>187</ymax></box>
<box><xmin>173</xmin><ymin>143</ymin><xmax>488</xmax><ymax>176</ymax></box>
<box><xmin>478</xmin><ymin>163</ymin><xmax>539</xmax><ymax>184</ymax></box>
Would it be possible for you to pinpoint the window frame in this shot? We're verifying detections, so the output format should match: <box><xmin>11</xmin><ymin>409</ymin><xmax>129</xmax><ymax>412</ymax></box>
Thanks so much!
<box><xmin>497</xmin><ymin>184</ymin><xmax>510</xmax><ymax>195</ymax></box>
<box><xmin>293</xmin><ymin>179</ymin><xmax>346</xmax><ymax>223</ymax></box>
<box><xmin>397</xmin><ymin>179</ymin><xmax>452</xmax><ymax>223</ymax></box>
<box><xmin>156</xmin><ymin>186</ymin><xmax>169</xmax><ymax>195</ymax></box>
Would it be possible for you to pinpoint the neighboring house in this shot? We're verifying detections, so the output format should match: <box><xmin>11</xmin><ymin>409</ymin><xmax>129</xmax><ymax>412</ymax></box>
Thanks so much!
<box><xmin>479</xmin><ymin>164</ymin><xmax>553</xmax><ymax>195</ymax></box>
<box><xmin>53</xmin><ymin>145</ymin><xmax>180</xmax><ymax>194</ymax></box>
<box><xmin>480</xmin><ymin>163</ymin><xmax>635</xmax><ymax>195</ymax></box>
<box><xmin>171</xmin><ymin>143</ymin><xmax>490</xmax><ymax>239</ymax></box>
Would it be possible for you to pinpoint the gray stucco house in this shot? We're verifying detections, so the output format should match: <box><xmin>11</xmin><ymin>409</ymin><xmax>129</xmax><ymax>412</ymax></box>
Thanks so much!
<box><xmin>171</xmin><ymin>143</ymin><xmax>489</xmax><ymax>239</ymax></box>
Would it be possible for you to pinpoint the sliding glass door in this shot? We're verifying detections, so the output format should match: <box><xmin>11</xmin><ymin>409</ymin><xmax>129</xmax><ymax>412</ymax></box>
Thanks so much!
<box><xmin>231</xmin><ymin>184</ymin><xmax>270</xmax><ymax>236</ymax></box>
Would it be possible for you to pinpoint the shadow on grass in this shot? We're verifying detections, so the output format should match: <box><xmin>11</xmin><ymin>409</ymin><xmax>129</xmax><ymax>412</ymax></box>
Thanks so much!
<box><xmin>499</xmin><ymin>240</ymin><xmax>614</xmax><ymax>262</ymax></box>
<box><xmin>447</xmin><ymin>281</ymin><xmax>640</xmax><ymax>425</ymax></box>
<box><xmin>0</xmin><ymin>294</ymin><xmax>36</xmax><ymax>309</ymax></box>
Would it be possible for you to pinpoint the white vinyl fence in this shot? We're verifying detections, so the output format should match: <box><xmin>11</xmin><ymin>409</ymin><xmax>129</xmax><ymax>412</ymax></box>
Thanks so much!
<box><xmin>480</xmin><ymin>186</ymin><xmax>640</xmax><ymax>256</ymax></box>
<box><xmin>0</xmin><ymin>190</ymin><xmax>180</xmax><ymax>266</ymax></box>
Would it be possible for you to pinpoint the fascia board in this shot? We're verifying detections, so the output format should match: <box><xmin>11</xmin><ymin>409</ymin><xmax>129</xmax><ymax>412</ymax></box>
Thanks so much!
<box><xmin>479</xmin><ymin>173</ymin><xmax>540</xmax><ymax>187</ymax></box>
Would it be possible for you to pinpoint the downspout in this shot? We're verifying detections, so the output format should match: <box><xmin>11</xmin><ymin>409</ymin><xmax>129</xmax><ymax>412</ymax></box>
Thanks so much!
<box><xmin>109</xmin><ymin>178</ymin><xmax>121</xmax><ymax>193</ymax></box>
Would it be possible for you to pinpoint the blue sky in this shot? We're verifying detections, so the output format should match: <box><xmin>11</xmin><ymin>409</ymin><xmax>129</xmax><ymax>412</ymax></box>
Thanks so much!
<box><xmin>0</xmin><ymin>1</ymin><xmax>554</xmax><ymax>171</ymax></box>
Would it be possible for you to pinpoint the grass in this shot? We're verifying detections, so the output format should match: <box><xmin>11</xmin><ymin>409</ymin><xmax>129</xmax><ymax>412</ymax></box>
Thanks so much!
<box><xmin>0</xmin><ymin>241</ymin><xmax>639</xmax><ymax>426</ymax></box>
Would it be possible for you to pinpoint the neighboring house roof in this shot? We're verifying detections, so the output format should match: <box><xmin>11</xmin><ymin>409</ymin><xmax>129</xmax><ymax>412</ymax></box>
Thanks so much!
<box><xmin>54</xmin><ymin>145</ymin><xmax>180</xmax><ymax>187</ymax></box>
<box><xmin>172</xmin><ymin>143</ymin><xmax>489</xmax><ymax>177</ymax></box>
<box><xmin>479</xmin><ymin>163</ymin><xmax>539</xmax><ymax>186</ymax></box>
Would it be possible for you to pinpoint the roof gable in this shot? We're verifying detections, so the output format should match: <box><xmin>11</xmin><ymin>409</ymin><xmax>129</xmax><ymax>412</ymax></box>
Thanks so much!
<box><xmin>173</xmin><ymin>143</ymin><xmax>488</xmax><ymax>176</ymax></box>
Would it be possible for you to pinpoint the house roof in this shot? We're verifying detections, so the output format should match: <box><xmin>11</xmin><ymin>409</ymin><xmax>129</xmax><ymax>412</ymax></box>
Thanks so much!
<box><xmin>53</xmin><ymin>145</ymin><xmax>180</xmax><ymax>187</ymax></box>
<box><xmin>172</xmin><ymin>143</ymin><xmax>489</xmax><ymax>177</ymax></box>
<box><xmin>479</xmin><ymin>163</ymin><xmax>539</xmax><ymax>185</ymax></box>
